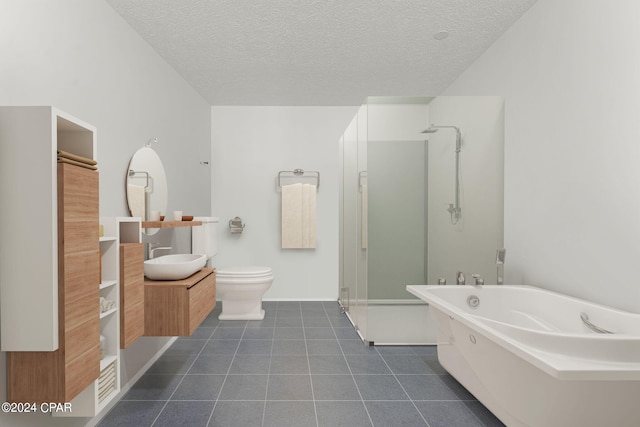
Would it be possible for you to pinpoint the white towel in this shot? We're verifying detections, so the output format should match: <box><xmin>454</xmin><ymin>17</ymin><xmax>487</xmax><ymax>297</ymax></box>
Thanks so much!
<box><xmin>302</xmin><ymin>184</ymin><xmax>317</xmax><ymax>248</ymax></box>
<box><xmin>282</xmin><ymin>183</ymin><xmax>317</xmax><ymax>249</ymax></box>
<box><xmin>361</xmin><ymin>184</ymin><xmax>368</xmax><ymax>249</ymax></box>
<box><xmin>282</xmin><ymin>183</ymin><xmax>303</xmax><ymax>248</ymax></box>
<box><xmin>127</xmin><ymin>184</ymin><xmax>146</xmax><ymax>220</ymax></box>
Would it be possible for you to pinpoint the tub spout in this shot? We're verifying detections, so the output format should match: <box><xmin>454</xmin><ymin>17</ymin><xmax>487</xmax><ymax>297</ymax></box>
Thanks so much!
<box><xmin>472</xmin><ymin>274</ymin><xmax>484</xmax><ymax>286</ymax></box>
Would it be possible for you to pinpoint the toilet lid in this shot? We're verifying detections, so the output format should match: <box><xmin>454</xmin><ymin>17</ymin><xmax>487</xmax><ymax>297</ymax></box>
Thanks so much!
<box><xmin>216</xmin><ymin>266</ymin><xmax>272</xmax><ymax>278</ymax></box>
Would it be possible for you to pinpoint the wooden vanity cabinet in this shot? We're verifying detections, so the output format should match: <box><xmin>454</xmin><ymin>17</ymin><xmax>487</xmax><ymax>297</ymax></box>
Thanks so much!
<box><xmin>8</xmin><ymin>163</ymin><xmax>100</xmax><ymax>403</ymax></box>
<box><xmin>120</xmin><ymin>243</ymin><xmax>145</xmax><ymax>348</ymax></box>
<box><xmin>144</xmin><ymin>268</ymin><xmax>216</xmax><ymax>336</ymax></box>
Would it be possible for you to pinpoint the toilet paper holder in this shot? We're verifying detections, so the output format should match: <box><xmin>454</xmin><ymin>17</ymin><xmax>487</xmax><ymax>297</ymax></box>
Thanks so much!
<box><xmin>229</xmin><ymin>217</ymin><xmax>245</xmax><ymax>234</ymax></box>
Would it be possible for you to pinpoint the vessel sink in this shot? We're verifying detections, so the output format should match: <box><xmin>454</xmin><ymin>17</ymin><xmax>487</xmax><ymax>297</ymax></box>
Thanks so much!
<box><xmin>144</xmin><ymin>254</ymin><xmax>207</xmax><ymax>280</ymax></box>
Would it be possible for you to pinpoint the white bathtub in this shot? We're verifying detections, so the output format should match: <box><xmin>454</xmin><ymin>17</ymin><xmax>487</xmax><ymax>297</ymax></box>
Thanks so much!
<box><xmin>406</xmin><ymin>285</ymin><xmax>640</xmax><ymax>427</ymax></box>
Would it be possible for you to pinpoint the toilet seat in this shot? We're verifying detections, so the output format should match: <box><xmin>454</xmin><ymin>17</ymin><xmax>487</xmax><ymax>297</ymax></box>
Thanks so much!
<box><xmin>216</xmin><ymin>266</ymin><xmax>272</xmax><ymax>279</ymax></box>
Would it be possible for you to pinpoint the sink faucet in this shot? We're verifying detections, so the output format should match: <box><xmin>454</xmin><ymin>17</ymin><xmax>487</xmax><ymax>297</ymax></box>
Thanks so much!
<box><xmin>148</xmin><ymin>243</ymin><xmax>171</xmax><ymax>259</ymax></box>
<box><xmin>457</xmin><ymin>271</ymin><xmax>465</xmax><ymax>285</ymax></box>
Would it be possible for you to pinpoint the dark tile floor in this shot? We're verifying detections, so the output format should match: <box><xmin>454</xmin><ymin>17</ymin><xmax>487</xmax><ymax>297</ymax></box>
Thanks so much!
<box><xmin>98</xmin><ymin>301</ymin><xmax>504</xmax><ymax>427</ymax></box>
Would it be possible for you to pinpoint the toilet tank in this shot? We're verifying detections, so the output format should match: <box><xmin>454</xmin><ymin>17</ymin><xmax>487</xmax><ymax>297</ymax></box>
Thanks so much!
<box><xmin>192</xmin><ymin>217</ymin><xmax>219</xmax><ymax>258</ymax></box>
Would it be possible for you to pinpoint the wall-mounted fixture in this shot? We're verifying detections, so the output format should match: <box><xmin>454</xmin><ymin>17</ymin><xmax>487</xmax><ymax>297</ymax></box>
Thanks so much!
<box><xmin>126</xmin><ymin>143</ymin><xmax>167</xmax><ymax>235</ymax></box>
<box><xmin>229</xmin><ymin>216</ymin><xmax>245</xmax><ymax>234</ymax></box>
<box><xmin>128</xmin><ymin>169</ymin><xmax>150</xmax><ymax>189</ymax></box>
<box><xmin>496</xmin><ymin>248</ymin><xmax>506</xmax><ymax>285</ymax></box>
<box><xmin>277</xmin><ymin>168</ymin><xmax>320</xmax><ymax>190</ymax></box>
<box><xmin>422</xmin><ymin>124</ymin><xmax>462</xmax><ymax>224</ymax></box>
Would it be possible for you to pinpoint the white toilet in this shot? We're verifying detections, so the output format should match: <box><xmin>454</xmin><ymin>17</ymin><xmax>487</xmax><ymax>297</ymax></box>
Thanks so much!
<box><xmin>192</xmin><ymin>217</ymin><xmax>273</xmax><ymax>320</ymax></box>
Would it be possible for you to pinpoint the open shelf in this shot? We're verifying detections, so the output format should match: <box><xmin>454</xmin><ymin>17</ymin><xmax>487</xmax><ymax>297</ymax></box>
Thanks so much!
<box><xmin>100</xmin><ymin>236</ymin><xmax>116</xmax><ymax>243</ymax></box>
<box><xmin>99</xmin><ymin>280</ymin><xmax>118</xmax><ymax>290</ymax></box>
<box><xmin>99</xmin><ymin>307</ymin><xmax>117</xmax><ymax>319</ymax></box>
<box><xmin>142</xmin><ymin>220</ymin><xmax>202</xmax><ymax>229</ymax></box>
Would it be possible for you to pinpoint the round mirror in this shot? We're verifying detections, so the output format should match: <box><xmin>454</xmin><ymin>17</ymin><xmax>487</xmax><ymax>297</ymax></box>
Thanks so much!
<box><xmin>126</xmin><ymin>147</ymin><xmax>168</xmax><ymax>235</ymax></box>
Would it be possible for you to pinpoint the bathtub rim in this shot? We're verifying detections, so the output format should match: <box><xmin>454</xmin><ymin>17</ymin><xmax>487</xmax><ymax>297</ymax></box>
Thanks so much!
<box><xmin>406</xmin><ymin>284</ymin><xmax>640</xmax><ymax>381</ymax></box>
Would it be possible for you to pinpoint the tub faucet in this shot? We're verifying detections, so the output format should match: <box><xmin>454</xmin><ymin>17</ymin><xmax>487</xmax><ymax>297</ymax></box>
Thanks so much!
<box><xmin>457</xmin><ymin>271</ymin><xmax>465</xmax><ymax>285</ymax></box>
<box><xmin>472</xmin><ymin>274</ymin><xmax>484</xmax><ymax>286</ymax></box>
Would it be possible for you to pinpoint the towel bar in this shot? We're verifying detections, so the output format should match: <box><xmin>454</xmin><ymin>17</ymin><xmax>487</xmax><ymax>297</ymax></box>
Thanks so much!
<box><xmin>277</xmin><ymin>169</ymin><xmax>320</xmax><ymax>190</ymax></box>
<box><xmin>128</xmin><ymin>169</ymin><xmax>150</xmax><ymax>189</ymax></box>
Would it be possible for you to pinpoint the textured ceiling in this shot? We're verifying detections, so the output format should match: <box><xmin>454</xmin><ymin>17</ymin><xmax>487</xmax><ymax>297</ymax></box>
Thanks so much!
<box><xmin>105</xmin><ymin>0</ymin><xmax>537</xmax><ymax>105</ymax></box>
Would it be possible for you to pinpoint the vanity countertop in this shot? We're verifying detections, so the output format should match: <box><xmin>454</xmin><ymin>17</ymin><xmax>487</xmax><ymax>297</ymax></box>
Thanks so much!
<box><xmin>144</xmin><ymin>267</ymin><xmax>214</xmax><ymax>288</ymax></box>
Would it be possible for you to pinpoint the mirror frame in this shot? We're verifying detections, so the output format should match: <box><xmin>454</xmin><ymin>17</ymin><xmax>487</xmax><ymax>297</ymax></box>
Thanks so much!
<box><xmin>125</xmin><ymin>146</ymin><xmax>168</xmax><ymax>234</ymax></box>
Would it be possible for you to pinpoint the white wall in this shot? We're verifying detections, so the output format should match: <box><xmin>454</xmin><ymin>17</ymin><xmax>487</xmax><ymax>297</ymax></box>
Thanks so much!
<box><xmin>444</xmin><ymin>0</ymin><xmax>640</xmax><ymax>312</ymax></box>
<box><xmin>0</xmin><ymin>1</ymin><xmax>211</xmax><ymax>425</ymax></box>
<box><xmin>1</xmin><ymin>1</ymin><xmax>211</xmax><ymax>218</ymax></box>
<box><xmin>211</xmin><ymin>106</ymin><xmax>356</xmax><ymax>300</ymax></box>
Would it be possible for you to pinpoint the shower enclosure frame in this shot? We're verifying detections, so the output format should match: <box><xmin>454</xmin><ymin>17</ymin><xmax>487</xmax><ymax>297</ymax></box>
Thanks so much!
<box><xmin>338</xmin><ymin>98</ymin><xmax>437</xmax><ymax>345</ymax></box>
<box><xmin>339</xmin><ymin>96</ymin><xmax>505</xmax><ymax>345</ymax></box>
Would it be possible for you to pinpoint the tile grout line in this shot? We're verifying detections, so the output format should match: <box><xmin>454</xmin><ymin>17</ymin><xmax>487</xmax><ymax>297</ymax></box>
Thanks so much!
<box><xmin>327</xmin><ymin>303</ymin><xmax>376</xmax><ymax>427</ymax></box>
<box><xmin>301</xmin><ymin>303</ymin><xmax>320</xmax><ymax>427</ymax></box>
<box><xmin>374</xmin><ymin>346</ymin><xmax>432</xmax><ymax>427</ymax></box>
<box><xmin>260</xmin><ymin>304</ymin><xmax>277</xmax><ymax>427</ymax></box>
<box><xmin>204</xmin><ymin>318</ymin><xmax>248</xmax><ymax>427</ymax></box>
<box><xmin>149</xmin><ymin>320</ymin><xmax>221</xmax><ymax>427</ymax></box>
<box><xmin>407</xmin><ymin>345</ymin><xmax>490</xmax><ymax>426</ymax></box>
<box><xmin>101</xmin><ymin>303</ymin><xmax>500</xmax><ymax>427</ymax></box>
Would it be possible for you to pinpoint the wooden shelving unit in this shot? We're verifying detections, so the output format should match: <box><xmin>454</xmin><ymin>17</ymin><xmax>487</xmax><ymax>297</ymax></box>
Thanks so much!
<box><xmin>141</xmin><ymin>220</ymin><xmax>202</xmax><ymax>228</ymax></box>
<box><xmin>60</xmin><ymin>217</ymin><xmax>141</xmax><ymax>417</ymax></box>
<box><xmin>0</xmin><ymin>107</ymin><xmax>96</xmax><ymax>352</ymax></box>
<box><xmin>3</xmin><ymin>108</ymin><xmax>101</xmax><ymax>406</ymax></box>
<box><xmin>120</xmin><ymin>241</ymin><xmax>144</xmax><ymax>349</ymax></box>
<box><xmin>0</xmin><ymin>107</ymin><xmax>144</xmax><ymax>417</ymax></box>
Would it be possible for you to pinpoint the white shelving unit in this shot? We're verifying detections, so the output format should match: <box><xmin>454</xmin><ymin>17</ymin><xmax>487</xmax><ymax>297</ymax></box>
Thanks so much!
<box><xmin>0</xmin><ymin>107</ymin><xmax>144</xmax><ymax>417</ymax></box>
<box><xmin>57</xmin><ymin>218</ymin><xmax>141</xmax><ymax>417</ymax></box>
<box><xmin>0</xmin><ymin>107</ymin><xmax>96</xmax><ymax>352</ymax></box>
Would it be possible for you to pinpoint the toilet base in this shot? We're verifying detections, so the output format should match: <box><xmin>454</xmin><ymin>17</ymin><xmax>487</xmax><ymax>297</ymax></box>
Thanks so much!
<box><xmin>215</xmin><ymin>271</ymin><xmax>273</xmax><ymax>321</ymax></box>
<box><xmin>219</xmin><ymin>309</ymin><xmax>265</xmax><ymax>321</ymax></box>
<box><xmin>218</xmin><ymin>294</ymin><xmax>266</xmax><ymax>320</ymax></box>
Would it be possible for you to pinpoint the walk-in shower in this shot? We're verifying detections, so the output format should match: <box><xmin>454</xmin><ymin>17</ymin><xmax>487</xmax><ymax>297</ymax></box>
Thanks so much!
<box><xmin>423</xmin><ymin>125</ymin><xmax>462</xmax><ymax>224</ymax></box>
<box><xmin>339</xmin><ymin>96</ymin><xmax>505</xmax><ymax>345</ymax></box>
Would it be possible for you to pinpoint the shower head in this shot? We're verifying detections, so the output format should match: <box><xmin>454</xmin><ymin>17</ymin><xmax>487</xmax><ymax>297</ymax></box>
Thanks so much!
<box><xmin>424</xmin><ymin>124</ymin><xmax>460</xmax><ymax>134</ymax></box>
<box><xmin>421</xmin><ymin>127</ymin><xmax>439</xmax><ymax>134</ymax></box>
<box><xmin>422</xmin><ymin>124</ymin><xmax>461</xmax><ymax>152</ymax></box>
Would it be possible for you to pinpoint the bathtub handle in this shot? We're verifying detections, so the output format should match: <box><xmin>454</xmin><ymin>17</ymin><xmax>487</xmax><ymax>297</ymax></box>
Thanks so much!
<box><xmin>580</xmin><ymin>312</ymin><xmax>614</xmax><ymax>334</ymax></box>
